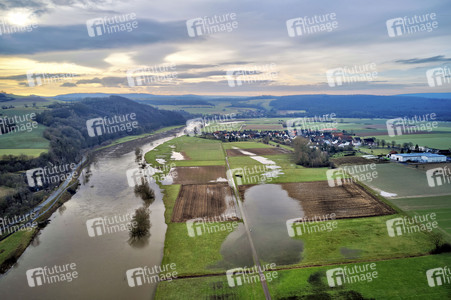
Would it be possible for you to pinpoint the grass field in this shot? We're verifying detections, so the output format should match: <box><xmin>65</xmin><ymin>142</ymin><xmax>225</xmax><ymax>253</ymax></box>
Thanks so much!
<box><xmin>373</xmin><ymin>133</ymin><xmax>451</xmax><ymax>150</ymax></box>
<box><xmin>228</xmin><ymin>154</ymin><xmax>329</xmax><ymax>184</ymax></box>
<box><xmin>391</xmin><ymin>195</ymin><xmax>451</xmax><ymax>236</ymax></box>
<box><xmin>0</xmin><ymin>229</ymin><xmax>36</xmax><ymax>270</ymax></box>
<box><xmin>151</xmin><ymin>131</ymin><xmax>451</xmax><ymax>299</ymax></box>
<box><xmin>155</xmin><ymin>273</ymin><xmax>266</xmax><ymax>300</ymax></box>
<box><xmin>364</xmin><ymin>163</ymin><xmax>451</xmax><ymax>198</ymax></box>
<box><xmin>145</xmin><ymin>136</ymin><xmax>226</xmax><ymax>166</ymax></box>
<box><xmin>290</xmin><ymin>214</ymin><xmax>437</xmax><ymax>267</ymax></box>
<box><xmin>0</xmin><ymin>124</ymin><xmax>49</xmax><ymax>151</ymax></box>
<box><xmin>268</xmin><ymin>253</ymin><xmax>451</xmax><ymax>300</ymax></box>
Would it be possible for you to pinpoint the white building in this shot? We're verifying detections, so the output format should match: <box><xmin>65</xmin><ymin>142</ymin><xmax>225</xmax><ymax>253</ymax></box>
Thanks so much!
<box><xmin>390</xmin><ymin>153</ymin><xmax>446</xmax><ymax>163</ymax></box>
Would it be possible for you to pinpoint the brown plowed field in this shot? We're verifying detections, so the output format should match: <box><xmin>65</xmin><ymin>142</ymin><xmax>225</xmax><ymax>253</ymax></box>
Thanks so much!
<box><xmin>239</xmin><ymin>181</ymin><xmax>395</xmax><ymax>219</ymax></box>
<box><xmin>172</xmin><ymin>166</ymin><xmax>227</xmax><ymax>184</ymax></box>
<box><xmin>226</xmin><ymin>147</ymin><xmax>292</xmax><ymax>156</ymax></box>
<box><xmin>172</xmin><ymin>183</ymin><xmax>238</xmax><ymax>222</ymax></box>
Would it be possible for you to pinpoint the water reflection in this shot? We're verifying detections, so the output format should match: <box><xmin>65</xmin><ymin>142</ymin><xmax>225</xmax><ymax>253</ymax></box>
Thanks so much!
<box><xmin>218</xmin><ymin>184</ymin><xmax>304</xmax><ymax>268</ymax></box>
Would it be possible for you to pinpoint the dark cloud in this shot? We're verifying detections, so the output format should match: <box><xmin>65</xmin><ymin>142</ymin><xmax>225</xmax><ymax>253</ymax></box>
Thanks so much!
<box><xmin>176</xmin><ymin>70</ymin><xmax>225</xmax><ymax>79</ymax></box>
<box><xmin>76</xmin><ymin>76</ymin><xmax>127</xmax><ymax>87</ymax></box>
<box><xmin>60</xmin><ymin>82</ymin><xmax>77</xmax><ymax>87</ymax></box>
<box><xmin>395</xmin><ymin>55</ymin><xmax>451</xmax><ymax>64</ymax></box>
<box><xmin>0</xmin><ymin>19</ymin><xmax>193</xmax><ymax>55</ymax></box>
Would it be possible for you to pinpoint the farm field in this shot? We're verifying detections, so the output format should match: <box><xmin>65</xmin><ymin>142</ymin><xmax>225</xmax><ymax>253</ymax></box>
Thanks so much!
<box><xmin>241</xmin><ymin>181</ymin><xmax>395</xmax><ymax>219</ymax></box>
<box><xmin>226</xmin><ymin>147</ymin><xmax>291</xmax><ymax>156</ymax></box>
<box><xmin>391</xmin><ymin>195</ymin><xmax>451</xmax><ymax>236</ymax></box>
<box><xmin>267</xmin><ymin>253</ymin><xmax>451</xmax><ymax>300</ymax></box>
<box><xmin>364</xmin><ymin>163</ymin><xmax>451</xmax><ymax>198</ymax></box>
<box><xmin>372</xmin><ymin>133</ymin><xmax>451</xmax><ymax>149</ymax></box>
<box><xmin>171</xmin><ymin>183</ymin><xmax>237</xmax><ymax>222</ymax></box>
<box><xmin>172</xmin><ymin>166</ymin><xmax>228</xmax><ymax>185</ymax></box>
<box><xmin>146</xmin><ymin>134</ymin><xmax>451</xmax><ymax>300</ymax></box>
<box><xmin>0</xmin><ymin>124</ymin><xmax>49</xmax><ymax>152</ymax></box>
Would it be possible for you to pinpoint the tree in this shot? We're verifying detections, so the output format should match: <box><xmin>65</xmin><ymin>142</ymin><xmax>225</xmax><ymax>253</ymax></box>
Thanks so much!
<box><xmin>381</xmin><ymin>139</ymin><xmax>386</xmax><ymax>148</ymax></box>
<box><xmin>129</xmin><ymin>207</ymin><xmax>151</xmax><ymax>239</ymax></box>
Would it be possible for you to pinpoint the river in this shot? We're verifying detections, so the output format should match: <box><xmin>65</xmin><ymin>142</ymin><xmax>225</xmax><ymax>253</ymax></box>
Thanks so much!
<box><xmin>0</xmin><ymin>132</ymin><xmax>180</xmax><ymax>299</ymax></box>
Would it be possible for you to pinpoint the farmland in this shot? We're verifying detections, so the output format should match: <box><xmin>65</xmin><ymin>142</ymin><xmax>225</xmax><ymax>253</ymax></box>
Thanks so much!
<box><xmin>143</xmin><ymin>128</ymin><xmax>451</xmax><ymax>299</ymax></box>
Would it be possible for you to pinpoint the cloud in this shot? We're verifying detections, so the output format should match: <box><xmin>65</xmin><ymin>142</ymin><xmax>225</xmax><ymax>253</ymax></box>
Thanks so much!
<box><xmin>60</xmin><ymin>82</ymin><xmax>77</xmax><ymax>87</ymax></box>
<box><xmin>76</xmin><ymin>76</ymin><xmax>127</xmax><ymax>87</ymax></box>
<box><xmin>395</xmin><ymin>55</ymin><xmax>451</xmax><ymax>64</ymax></box>
<box><xmin>0</xmin><ymin>19</ymin><xmax>193</xmax><ymax>55</ymax></box>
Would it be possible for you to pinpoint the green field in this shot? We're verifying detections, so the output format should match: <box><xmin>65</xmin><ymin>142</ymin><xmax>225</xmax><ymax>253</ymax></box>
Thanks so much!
<box><xmin>0</xmin><ymin>124</ymin><xmax>49</xmax><ymax>151</ymax></box>
<box><xmin>228</xmin><ymin>154</ymin><xmax>329</xmax><ymax>184</ymax></box>
<box><xmin>145</xmin><ymin>136</ymin><xmax>226</xmax><ymax>166</ymax></box>
<box><xmin>392</xmin><ymin>195</ymin><xmax>451</xmax><ymax>236</ymax></box>
<box><xmin>364</xmin><ymin>163</ymin><xmax>451</xmax><ymax>198</ymax></box>
<box><xmin>155</xmin><ymin>273</ymin><xmax>266</xmax><ymax>300</ymax></box>
<box><xmin>373</xmin><ymin>133</ymin><xmax>451</xmax><ymax>150</ymax></box>
<box><xmin>149</xmin><ymin>133</ymin><xmax>451</xmax><ymax>299</ymax></box>
<box><xmin>268</xmin><ymin>253</ymin><xmax>451</xmax><ymax>300</ymax></box>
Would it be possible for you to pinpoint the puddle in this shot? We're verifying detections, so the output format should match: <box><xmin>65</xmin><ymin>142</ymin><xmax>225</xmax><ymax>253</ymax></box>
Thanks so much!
<box><xmin>156</xmin><ymin>158</ymin><xmax>166</xmax><ymax>164</ymax></box>
<box><xmin>217</xmin><ymin>184</ymin><xmax>304</xmax><ymax>267</ymax></box>
<box><xmin>340</xmin><ymin>247</ymin><xmax>363</xmax><ymax>259</ymax></box>
<box><xmin>171</xmin><ymin>151</ymin><xmax>184</xmax><ymax>160</ymax></box>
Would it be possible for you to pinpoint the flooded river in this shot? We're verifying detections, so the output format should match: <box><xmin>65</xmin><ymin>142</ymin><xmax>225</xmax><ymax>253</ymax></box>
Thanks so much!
<box><xmin>0</xmin><ymin>134</ymin><xmax>178</xmax><ymax>299</ymax></box>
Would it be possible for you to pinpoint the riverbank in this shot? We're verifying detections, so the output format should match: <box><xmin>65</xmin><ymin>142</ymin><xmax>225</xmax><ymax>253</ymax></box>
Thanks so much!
<box><xmin>0</xmin><ymin>125</ymin><xmax>183</xmax><ymax>275</ymax></box>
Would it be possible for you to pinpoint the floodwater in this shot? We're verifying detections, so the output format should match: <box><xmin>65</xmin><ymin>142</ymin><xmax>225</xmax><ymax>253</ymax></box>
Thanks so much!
<box><xmin>218</xmin><ymin>184</ymin><xmax>304</xmax><ymax>267</ymax></box>
<box><xmin>0</xmin><ymin>134</ymin><xmax>178</xmax><ymax>299</ymax></box>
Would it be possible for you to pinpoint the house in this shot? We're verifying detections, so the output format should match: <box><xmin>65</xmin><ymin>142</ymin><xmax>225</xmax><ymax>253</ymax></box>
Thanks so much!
<box><xmin>390</xmin><ymin>153</ymin><xmax>447</xmax><ymax>163</ymax></box>
<box><xmin>363</xmin><ymin>138</ymin><xmax>376</xmax><ymax>146</ymax></box>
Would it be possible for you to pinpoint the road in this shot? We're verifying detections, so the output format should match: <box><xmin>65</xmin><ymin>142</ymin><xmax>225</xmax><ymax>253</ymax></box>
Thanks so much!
<box><xmin>0</xmin><ymin>157</ymin><xmax>86</xmax><ymax>239</ymax></box>
<box><xmin>223</xmin><ymin>145</ymin><xmax>272</xmax><ymax>300</ymax></box>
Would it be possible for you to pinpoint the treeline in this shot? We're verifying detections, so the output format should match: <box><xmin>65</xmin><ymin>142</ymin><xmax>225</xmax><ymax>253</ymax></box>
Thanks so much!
<box><xmin>0</xmin><ymin>96</ymin><xmax>185</xmax><ymax>217</ymax></box>
<box><xmin>270</xmin><ymin>95</ymin><xmax>451</xmax><ymax>120</ymax></box>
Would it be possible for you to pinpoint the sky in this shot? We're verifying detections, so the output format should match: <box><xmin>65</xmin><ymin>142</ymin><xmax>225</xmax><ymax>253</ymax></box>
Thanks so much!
<box><xmin>0</xmin><ymin>0</ymin><xmax>450</xmax><ymax>96</ymax></box>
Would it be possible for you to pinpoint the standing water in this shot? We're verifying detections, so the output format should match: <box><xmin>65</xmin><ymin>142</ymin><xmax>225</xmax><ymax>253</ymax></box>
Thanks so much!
<box><xmin>0</xmin><ymin>133</ymin><xmax>179</xmax><ymax>299</ymax></box>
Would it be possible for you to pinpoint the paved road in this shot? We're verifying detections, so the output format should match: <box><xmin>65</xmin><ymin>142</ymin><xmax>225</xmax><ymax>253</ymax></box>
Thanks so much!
<box><xmin>0</xmin><ymin>157</ymin><xmax>86</xmax><ymax>239</ymax></box>
<box><xmin>223</xmin><ymin>146</ymin><xmax>272</xmax><ymax>300</ymax></box>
